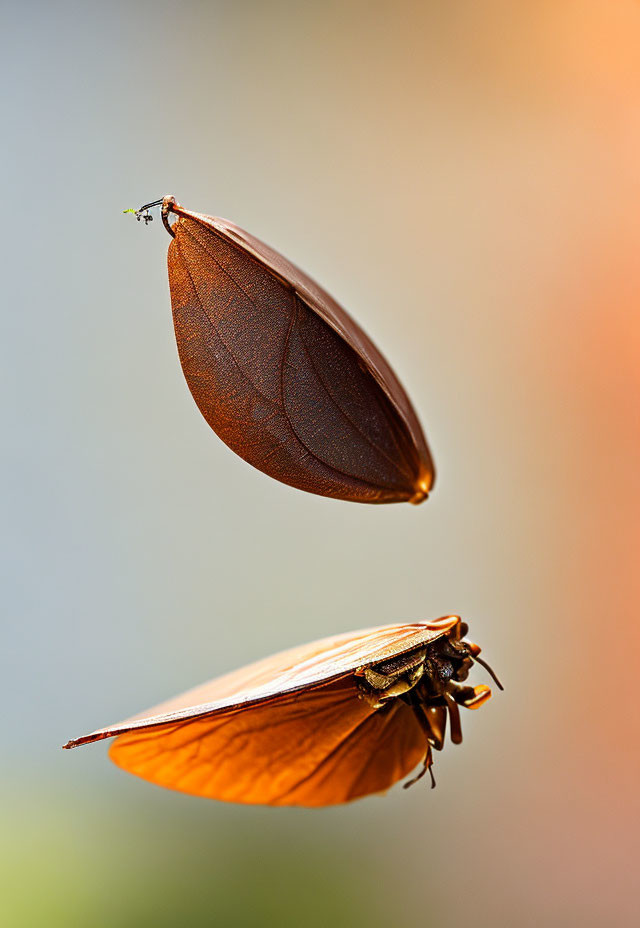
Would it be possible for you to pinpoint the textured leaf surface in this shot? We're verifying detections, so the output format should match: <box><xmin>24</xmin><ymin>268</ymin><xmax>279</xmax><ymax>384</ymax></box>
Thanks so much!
<box><xmin>167</xmin><ymin>204</ymin><xmax>434</xmax><ymax>503</ymax></box>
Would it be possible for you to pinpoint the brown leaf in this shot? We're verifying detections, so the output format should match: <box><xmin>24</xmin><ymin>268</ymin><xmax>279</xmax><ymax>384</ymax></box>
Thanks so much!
<box><xmin>163</xmin><ymin>197</ymin><xmax>435</xmax><ymax>504</ymax></box>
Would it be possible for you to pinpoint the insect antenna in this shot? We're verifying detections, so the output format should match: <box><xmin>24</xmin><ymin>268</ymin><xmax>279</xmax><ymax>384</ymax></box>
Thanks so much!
<box><xmin>123</xmin><ymin>198</ymin><xmax>176</xmax><ymax>236</ymax></box>
<box><xmin>471</xmin><ymin>654</ymin><xmax>504</xmax><ymax>690</ymax></box>
<box><xmin>135</xmin><ymin>198</ymin><xmax>165</xmax><ymax>214</ymax></box>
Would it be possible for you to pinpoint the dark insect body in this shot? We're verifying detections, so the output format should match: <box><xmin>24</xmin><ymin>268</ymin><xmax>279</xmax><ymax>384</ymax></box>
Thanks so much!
<box><xmin>137</xmin><ymin>196</ymin><xmax>435</xmax><ymax>504</ymax></box>
<box><xmin>64</xmin><ymin>616</ymin><xmax>501</xmax><ymax>807</ymax></box>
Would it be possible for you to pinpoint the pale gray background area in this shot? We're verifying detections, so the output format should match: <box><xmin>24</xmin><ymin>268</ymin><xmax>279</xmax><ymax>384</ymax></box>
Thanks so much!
<box><xmin>3</xmin><ymin>2</ymin><xmax>639</xmax><ymax>926</ymax></box>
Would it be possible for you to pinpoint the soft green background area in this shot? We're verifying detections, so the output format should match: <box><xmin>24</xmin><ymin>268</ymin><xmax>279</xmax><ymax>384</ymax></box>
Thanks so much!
<box><xmin>3</xmin><ymin>2</ymin><xmax>639</xmax><ymax>925</ymax></box>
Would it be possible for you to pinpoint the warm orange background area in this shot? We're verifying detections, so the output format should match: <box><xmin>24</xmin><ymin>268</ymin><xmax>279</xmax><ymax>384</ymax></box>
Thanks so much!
<box><xmin>3</xmin><ymin>2</ymin><xmax>639</xmax><ymax>926</ymax></box>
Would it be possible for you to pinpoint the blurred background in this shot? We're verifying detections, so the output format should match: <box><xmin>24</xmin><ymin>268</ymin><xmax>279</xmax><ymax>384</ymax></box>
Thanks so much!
<box><xmin>3</xmin><ymin>1</ymin><xmax>639</xmax><ymax>925</ymax></box>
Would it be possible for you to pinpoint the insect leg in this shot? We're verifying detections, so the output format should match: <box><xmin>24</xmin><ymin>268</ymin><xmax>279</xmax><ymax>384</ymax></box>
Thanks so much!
<box><xmin>402</xmin><ymin>740</ymin><xmax>435</xmax><ymax>790</ymax></box>
<box><xmin>444</xmin><ymin>692</ymin><xmax>463</xmax><ymax>744</ymax></box>
<box><xmin>449</xmin><ymin>683</ymin><xmax>492</xmax><ymax>709</ymax></box>
<box><xmin>402</xmin><ymin>700</ymin><xmax>437</xmax><ymax>790</ymax></box>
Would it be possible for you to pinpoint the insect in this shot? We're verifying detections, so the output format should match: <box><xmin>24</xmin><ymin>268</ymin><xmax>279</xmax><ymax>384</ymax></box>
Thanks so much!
<box><xmin>129</xmin><ymin>197</ymin><xmax>435</xmax><ymax>504</ymax></box>
<box><xmin>63</xmin><ymin>616</ymin><xmax>501</xmax><ymax>806</ymax></box>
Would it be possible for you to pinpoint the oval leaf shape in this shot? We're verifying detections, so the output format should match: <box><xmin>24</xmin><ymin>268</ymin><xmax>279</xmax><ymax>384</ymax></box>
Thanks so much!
<box><xmin>163</xmin><ymin>197</ymin><xmax>434</xmax><ymax>503</ymax></box>
<box><xmin>64</xmin><ymin>616</ymin><xmax>500</xmax><ymax>807</ymax></box>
